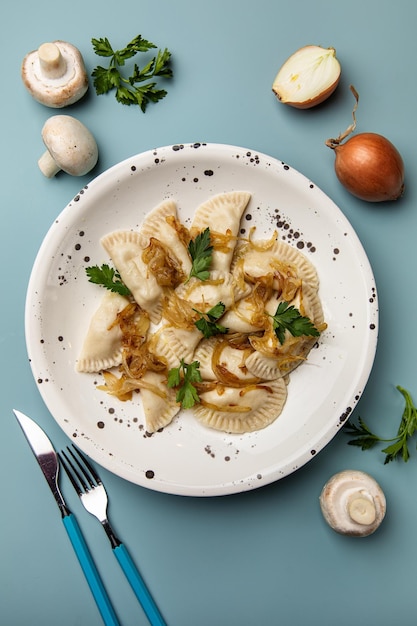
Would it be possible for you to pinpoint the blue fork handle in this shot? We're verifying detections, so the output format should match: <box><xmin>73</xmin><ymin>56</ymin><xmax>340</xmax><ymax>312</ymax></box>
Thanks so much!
<box><xmin>114</xmin><ymin>543</ymin><xmax>167</xmax><ymax>626</ymax></box>
<box><xmin>63</xmin><ymin>514</ymin><xmax>120</xmax><ymax>626</ymax></box>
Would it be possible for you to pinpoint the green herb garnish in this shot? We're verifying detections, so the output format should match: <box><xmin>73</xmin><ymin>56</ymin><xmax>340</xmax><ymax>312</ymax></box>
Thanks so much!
<box><xmin>270</xmin><ymin>301</ymin><xmax>320</xmax><ymax>345</ymax></box>
<box><xmin>193</xmin><ymin>302</ymin><xmax>228</xmax><ymax>338</ymax></box>
<box><xmin>91</xmin><ymin>34</ymin><xmax>173</xmax><ymax>112</ymax></box>
<box><xmin>85</xmin><ymin>264</ymin><xmax>131</xmax><ymax>296</ymax></box>
<box><xmin>187</xmin><ymin>227</ymin><xmax>213</xmax><ymax>281</ymax></box>
<box><xmin>345</xmin><ymin>385</ymin><xmax>417</xmax><ymax>463</ymax></box>
<box><xmin>167</xmin><ymin>359</ymin><xmax>202</xmax><ymax>409</ymax></box>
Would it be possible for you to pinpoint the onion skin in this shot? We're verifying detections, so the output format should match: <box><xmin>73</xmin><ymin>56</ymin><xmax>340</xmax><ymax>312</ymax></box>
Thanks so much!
<box><xmin>328</xmin><ymin>132</ymin><xmax>405</xmax><ymax>202</ymax></box>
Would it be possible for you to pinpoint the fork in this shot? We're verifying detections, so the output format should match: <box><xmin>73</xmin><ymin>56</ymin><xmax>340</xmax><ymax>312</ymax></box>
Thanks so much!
<box><xmin>59</xmin><ymin>445</ymin><xmax>167</xmax><ymax>626</ymax></box>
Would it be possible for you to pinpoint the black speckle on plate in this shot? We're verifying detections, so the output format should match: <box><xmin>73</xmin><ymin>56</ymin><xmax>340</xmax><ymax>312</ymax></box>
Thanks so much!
<box><xmin>339</xmin><ymin>407</ymin><xmax>352</xmax><ymax>424</ymax></box>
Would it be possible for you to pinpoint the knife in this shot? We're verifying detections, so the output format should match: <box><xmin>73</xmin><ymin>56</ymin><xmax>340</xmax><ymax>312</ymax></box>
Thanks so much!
<box><xmin>13</xmin><ymin>409</ymin><xmax>120</xmax><ymax>626</ymax></box>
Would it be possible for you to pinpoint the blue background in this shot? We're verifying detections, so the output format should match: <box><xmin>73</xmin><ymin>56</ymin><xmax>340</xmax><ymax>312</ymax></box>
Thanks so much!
<box><xmin>1</xmin><ymin>1</ymin><xmax>417</xmax><ymax>624</ymax></box>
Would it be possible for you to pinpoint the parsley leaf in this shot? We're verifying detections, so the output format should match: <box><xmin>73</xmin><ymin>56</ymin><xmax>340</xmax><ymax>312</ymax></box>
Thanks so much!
<box><xmin>85</xmin><ymin>264</ymin><xmax>131</xmax><ymax>296</ymax></box>
<box><xmin>91</xmin><ymin>37</ymin><xmax>115</xmax><ymax>58</ymax></box>
<box><xmin>167</xmin><ymin>359</ymin><xmax>202</xmax><ymax>409</ymax></box>
<box><xmin>115</xmin><ymin>35</ymin><xmax>157</xmax><ymax>64</ymax></box>
<box><xmin>193</xmin><ymin>302</ymin><xmax>228</xmax><ymax>338</ymax></box>
<box><xmin>91</xmin><ymin>65</ymin><xmax>121</xmax><ymax>94</ymax></box>
<box><xmin>345</xmin><ymin>386</ymin><xmax>417</xmax><ymax>464</ymax></box>
<box><xmin>187</xmin><ymin>227</ymin><xmax>213</xmax><ymax>281</ymax></box>
<box><xmin>343</xmin><ymin>417</ymin><xmax>382</xmax><ymax>451</ymax></box>
<box><xmin>270</xmin><ymin>301</ymin><xmax>320</xmax><ymax>345</ymax></box>
<box><xmin>91</xmin><ymin>34</ymin><xmax>172</xmax><ymax>112</ymax></box>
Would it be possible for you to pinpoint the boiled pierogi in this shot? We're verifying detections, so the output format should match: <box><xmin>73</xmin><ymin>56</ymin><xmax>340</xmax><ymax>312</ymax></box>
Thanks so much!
<box><xmin>77</xmin><ymin>190</ymin><xmax>326</xmax><ymax>434</ymax></box>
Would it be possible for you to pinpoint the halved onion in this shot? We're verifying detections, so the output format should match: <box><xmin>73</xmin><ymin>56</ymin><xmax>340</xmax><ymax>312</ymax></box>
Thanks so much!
<box><xmin>272</xmin><ymin>45</ymin><xmax>341</xmax><ymax>109</ymax></box>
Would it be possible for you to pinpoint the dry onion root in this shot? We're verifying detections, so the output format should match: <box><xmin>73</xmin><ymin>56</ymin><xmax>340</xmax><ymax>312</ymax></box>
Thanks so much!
<box><xmin>326</xmin><ymin>86</ymin><xmax>405</xmax><ymax>202</ymax></box>
<box><xmin>272</xmin><ymin>45</ymin><xmax>341</xmax><ymax>109</ymax></box>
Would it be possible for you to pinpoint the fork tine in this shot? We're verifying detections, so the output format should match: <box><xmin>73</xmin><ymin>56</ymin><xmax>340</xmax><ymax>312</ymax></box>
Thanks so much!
<box><xmin>66</xmin><ymin>445</ymin><xmax>98</xmax><ymax>489</ymax></box>
<box><xmin>70</xmin><ymin>445</ymin><xmax>103</xmax><ymax>487</ymax></box>
<box><xmin>59</xmin><ymin>449</ymin><xmax>86</xmax><ymax>495</ymax></box>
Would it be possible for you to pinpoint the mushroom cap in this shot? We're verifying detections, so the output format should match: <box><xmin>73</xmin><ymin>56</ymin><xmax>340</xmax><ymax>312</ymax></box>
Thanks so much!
<box><xmin>40</xmin><ymin>115</ymin><xmax>98</xmax><ymax>176</ymax></box>
<box><xmin>21</xmin><ymin>40</ymin><xmax>88</xmax><ymax>108</ymax></box>
<box><xmin>319</xmin><ymin>469</ymin><xmax>386</xmax><ymax>537</ymax></box>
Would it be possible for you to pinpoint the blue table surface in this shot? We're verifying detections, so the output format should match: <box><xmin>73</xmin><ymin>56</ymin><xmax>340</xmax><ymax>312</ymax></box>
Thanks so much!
<box><xmin>2</xmin><ymin>1</ymin><xmax>417</xmax><ymax>624</ymax></box>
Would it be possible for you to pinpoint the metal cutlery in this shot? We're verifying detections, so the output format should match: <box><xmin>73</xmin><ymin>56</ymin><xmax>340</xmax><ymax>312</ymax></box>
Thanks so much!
<box><xmin>59</xmin><ymin>445</ymin><xmax>167</xmax><ymax>626</ymax></box>
<box><xmin>13</xmin><ymin>410</ymin><xmax>120</xmax><ymax>626</ymax></box>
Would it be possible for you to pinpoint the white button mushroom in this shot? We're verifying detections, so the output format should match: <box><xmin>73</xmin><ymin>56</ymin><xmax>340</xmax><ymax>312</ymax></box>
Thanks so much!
<box><xmin>21</xmin><ymin>41</ymin><xmax>88</xmax><ymax>108</ymax></box>
<box><xmin>38</xmin><ymin>115</ymin><xmax>98</xmax><ymax>178</ymax></box>
<box><xmin>319</xmin><ymin>470</ymin><xmax>386</xmax><ymax>537</ymax></box>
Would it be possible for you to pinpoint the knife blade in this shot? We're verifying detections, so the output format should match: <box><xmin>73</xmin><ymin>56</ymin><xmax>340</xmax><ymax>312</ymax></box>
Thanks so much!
<box><xmin>13</xmin><ymin>409</ymin><xmax>120</xmax><ymax>626</ymax></box>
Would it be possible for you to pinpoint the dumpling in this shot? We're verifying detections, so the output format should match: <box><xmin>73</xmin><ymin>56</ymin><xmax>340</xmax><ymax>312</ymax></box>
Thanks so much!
<box><xmin>245</xmin><ymin>283</ymin><xmax>325</xmax><ymax>379</ymax></box>
<box><xmin>150</xmin><ymin>325</ymin><xmax>202</xmax><ymax>370</ymax></box>
<box><xmin>193</xmin><ymin>377</ymin><xmax>287</xmax><ymax>433</ymax></box>
<box><xmin>76</xmin><ymin>291</ymin><xmax>130</xmax><ymax>373</ymax></box>
<box><xmin>233</xmin><ymin>237</ymin><xmax>319</xmax><ymax>293</ymax></box>
<box><xmin>194</xmin><ymin>337</ymin><xmax>259</xmax><ymax>383</ymax></box>
<box><xmin>245</xmin><ymin>327</ymin><xmax>322</xmax><ymax>380</ymax></box>
<box><xmin>139</xmin><ymin>199</ymin><xmax>192</xmax><ymax>275</ymax></box>
<box><xmin>139</xmin><ymin>371</ymin><xmax>180</xmax><ymax>433</ymax></box>
<box><xmin>175</xmin><ymin>270</ymin><xmax>250</xmax><ymax>311</ymax></box>
<box><xmin>220</xmin><ymin>291</ymin><xmax>269</xmax><ymax>334</ymax></box>
<box><xmin>100</xmin><ymin>230</ymin><xmax>164</xmax><ymax>324</ymax></box>
<box><xmin>220</xmin><ymin>276</ymin><xmax>281</xmax><ymax>334</ymax></box>
<box><xmin>190</xmin><ymin>191</ymin><xmax>251</xmax><ymax>271</ymax></box>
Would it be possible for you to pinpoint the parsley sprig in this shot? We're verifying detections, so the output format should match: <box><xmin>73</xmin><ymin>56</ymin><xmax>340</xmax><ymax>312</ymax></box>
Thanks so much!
<box><xmin>167</xmin><ymin>359</ymin><xmax>202</xmax><ymax>409</ymax></box>
<box><xmin>91</xmin><ymin>35</ymin><xmax>173</xmax><ymax>112</ymax></box>
<box><xmin>193</xmin><ymin>302</ymin><xmax>228</xmax><ymax>338</ymax></box>
<box><xmin>270</xmin><ymin>301</ymin><xmax>320</xmax><ymax>345</ymax></box>
<box><xmin>345</xmin><ymin>385</ymin><xmax>417</xmax><ymax>463</ymax></box>
<box><xmin>187</xmin><ymin>227</ymin><xmax>213</xmax><ymax>281</ymax></box>
<box><xmin>85</xmin><ymin>264</ymin><xmax>131</xmax><ymax>296</ymax></box>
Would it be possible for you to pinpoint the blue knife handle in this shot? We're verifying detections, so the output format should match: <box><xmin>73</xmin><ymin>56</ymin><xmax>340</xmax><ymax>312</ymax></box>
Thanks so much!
<box><xmin>114</xmin><ymin>543</ymin><xmax>166</xmax><ymax>626</ymax></box>
<box><xmin>63</xmin><ymin>513</ymin><xmax>120</xmax><ymax>626</ymax></box>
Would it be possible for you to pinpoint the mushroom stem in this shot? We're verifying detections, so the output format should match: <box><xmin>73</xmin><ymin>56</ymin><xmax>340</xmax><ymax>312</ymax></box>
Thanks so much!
<box><xmin>38</xmin><ymin>150</ymin><xmax>61</xmax><ymax>178</ymax></box>
<box><xmin>38</xmin><ymin>42</ymin><xmax>67</xmax><ymax>79</ymax></box>
<box><xmin>347</xmin><ymin>494</ymin><xmax>376</xmax><ymax>525</ymax></box>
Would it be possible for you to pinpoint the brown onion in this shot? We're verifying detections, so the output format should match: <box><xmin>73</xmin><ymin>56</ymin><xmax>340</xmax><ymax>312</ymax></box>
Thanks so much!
<box><xmin>326</xmin><ymin>86</ymin><xmax>405</xmax><ymax>202</ymax></box>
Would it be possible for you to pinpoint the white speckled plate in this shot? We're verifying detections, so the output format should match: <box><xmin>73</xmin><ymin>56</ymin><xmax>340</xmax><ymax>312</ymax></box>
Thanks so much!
<box><xmin>25</xmin><ymin>143</ymin><xmax>378</xmax><ymax>496</ymax></box>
